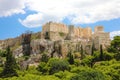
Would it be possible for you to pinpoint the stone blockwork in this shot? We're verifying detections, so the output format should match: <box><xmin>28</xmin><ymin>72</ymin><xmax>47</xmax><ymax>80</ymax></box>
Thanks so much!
<box><xmin>12</xmin><ymin>22</ymin><xmax>110</xmax><ymax>59</ymax></box>
<box><xmin>41</xmin><ymin>22</ymin><xmax>110</xmax><ymax>50</ymax></box>
<box><xmin>41</xmin><ymin>22</ymin><xmax>92</xmax><ymax>41</ymax></box>
<box><xmin>93</xmin><ymin>26</ymin><xmax>110</xmax><ymax>49</ymax></box>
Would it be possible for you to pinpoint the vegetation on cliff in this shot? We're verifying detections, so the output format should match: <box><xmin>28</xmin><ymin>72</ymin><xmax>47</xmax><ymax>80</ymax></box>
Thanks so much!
<box><xmin>0</xmin><ymin>36</ymin><xmax>120</xmax><ymax>80</ymax></box>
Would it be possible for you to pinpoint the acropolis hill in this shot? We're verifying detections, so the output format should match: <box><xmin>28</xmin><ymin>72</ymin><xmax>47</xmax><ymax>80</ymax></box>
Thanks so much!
<box><xmin>0</xmin><ymin>21</ymin><xmax>111</xmax><ymax>58</ymax></box>
<box><xmin>10</xmin><ymin>21</ymin><xmax>110</xmax><ymax>58</ymax></box>
<box><xmin>24</xmin><ymin>21</ymin><xmax>110</xmax><ymax>57</ymax></box>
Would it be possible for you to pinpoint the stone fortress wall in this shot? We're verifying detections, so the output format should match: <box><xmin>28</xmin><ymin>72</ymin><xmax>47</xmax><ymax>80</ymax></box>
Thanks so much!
<box><xmin>12</xmin><ymin>22</ymin><xmax>111</xmax><ymax>59</ymax></box>
<box><xmin>93</xmin><ymin>26</ymin><xmax>110</xmax><ymax>49</ymax></box>
<box><xmin>42</xmin><ymin>22</ymin><xmax>92</xmax><ymax>40</ymax></box>
<box><xmin>41</xmin><ymin>22</ymin><xmax>110</xmax><ymax>50</ymax></box>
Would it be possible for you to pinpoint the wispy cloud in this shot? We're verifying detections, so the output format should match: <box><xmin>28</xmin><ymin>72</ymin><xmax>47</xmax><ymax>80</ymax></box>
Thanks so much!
<box><xmin>110</xmin><ymin>31</ymin><xmax>120</xmax><ymax>40</ymax></box>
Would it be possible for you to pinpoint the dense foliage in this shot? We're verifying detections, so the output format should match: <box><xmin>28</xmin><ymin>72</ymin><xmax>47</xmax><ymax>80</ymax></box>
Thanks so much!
<box><xmin>0</xmin><ymin>36</ymin><xmax>120</xmax><ymax>80</ymax></box>
<box><xmin>0</xmin><ymin>46</ymin><xmax>18</xmax><ymax>78</ymax></box>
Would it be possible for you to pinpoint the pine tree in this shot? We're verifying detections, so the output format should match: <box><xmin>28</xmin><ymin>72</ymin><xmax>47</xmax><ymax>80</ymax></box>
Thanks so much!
<box><xmin>80</xmin><ymin>45</ymin><xmax>84</xmax><ymax>59</ymax></box>
<box><xmin>91</xmin><ymin>42</ymin><xmax>94</xmax><ymax>56</ymax></box>
<box><xmin>68</xmin><ymin>51</ymin><xmax>74</xmax><ymax>65</ymax></box>
<box><xmin>100</xmin><ymin>44</ymin><xmax>103</xmax><ymax>61</ymax></box>
<box><xmin>0</xmin><ymin>46</ymin><xmax>18</xmax><ymax>77</ymax></box>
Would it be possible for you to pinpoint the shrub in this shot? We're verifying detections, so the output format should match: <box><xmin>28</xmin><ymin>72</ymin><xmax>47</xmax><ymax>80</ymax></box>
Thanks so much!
<box><xmin>103</xmin><ymin>51</ymin><xmax>114</xmax><ymax>61</ymax></box>
<box><xmin>74</xmin><ymin>59</ymin><xmax>81</xmax><ymax>66</ymax></box>
<box><xmin>81</xmin><ymin>56</ymin><xmax>94</xmax><ymax>67</ymax></box>
<box><xmin>54</xmin><ymin>71</ymin><xmax>75</xmax><ymax>80</ymax></box>
<box><xmin>47</xmin><ymin>58</ymin><xmax>70</xmax><ymax>74</ymax></box>
<box><xmin>0</xmin><ymin>50</ymin><xmax>6</xmax><ymax>57</ymax></box>
<box><xmin>93</xmin><ymin>60</ymin><xmax>120</xmax><ymax>80</ymax></box>
<box><xmin>37</xmin><ymin>62</ymin><xmax>47</xmax><ymax>74</ymax></box>
<box><xmin>41</xmin><ymin>53</ymin><xmax>49</xmax><ymax>63</ymax></box>
<box><xmin>70</xmin><ymin>67</ymin><xmax>106</xmax><ymax>80</ymax></box>
<box><xmin>93</xmin><ymin>51</ymin><xmax>114</xmax><ymax>62</ymax></box>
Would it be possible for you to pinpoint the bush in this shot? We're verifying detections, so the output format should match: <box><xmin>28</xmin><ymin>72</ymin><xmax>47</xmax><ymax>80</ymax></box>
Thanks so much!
<box><xmin>93</xmin><ymin>60</ymin><xmax>120</xmax><ymax>80</ymax></box>
<box><xmin>70</xmin><ymin>66</ymin><xmax>106</xmax><ymax>80</ymax></box>
<box><xmin>37</xmin><ymin>62</ymin><xmax>48</xmax><ymax>74</ymax></box>
<box><xmin>81</xmin><ymin>56</ymin><xmax>94</xmax><ymax>67</ymax></box>
<box><xmin>47</xmin><ymin>58</ymin><xmax>70</xmax><ymax>74</ymax></box>
<box><xmin>74</xmin><ymin>59</ymin><xmax>81</xmax><ymax>66</ymax></box>
<box><xmin>93</xmin><ymin>51</ymin><xmax>114</xmax><ymax>62</ymax></box>
<box><xmin>103</xmin><ymin>51</ymin><xmax>114</xmax><ymax>61</ymax></box>
<box><xmin>0</xmin><ymin>50</ymin><xmax>6</xmax><ymax>57</ymax></box>
<box><xmin>41</xmin><ymin>53</ymin><xmax>49</xmax><ymax>63</ymax></box>
<box><xmin>27</xmin><ymin>66</ymin><xmax>40</xmax><ymax>75</ymax></box>
<box><xmin>54</xmin><ymin>71</ymin><xmax>75</xmax><ymax>80</ymax></box>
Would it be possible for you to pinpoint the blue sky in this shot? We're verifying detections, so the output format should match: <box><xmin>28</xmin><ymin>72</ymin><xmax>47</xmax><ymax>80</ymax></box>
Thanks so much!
<box><xmin>0</xmin><ymin>0</ymin><xmax>120</xmax><ymax>40</ymax></box>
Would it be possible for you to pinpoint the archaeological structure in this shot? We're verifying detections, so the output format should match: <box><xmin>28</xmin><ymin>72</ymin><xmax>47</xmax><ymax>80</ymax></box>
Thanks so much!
<box><xmin>8</xmin><ymin>21</ymin><xmax>110</xmax><ymax>59</ymax></box>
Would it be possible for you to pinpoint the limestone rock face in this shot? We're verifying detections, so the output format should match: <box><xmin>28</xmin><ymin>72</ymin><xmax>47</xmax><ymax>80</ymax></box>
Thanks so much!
<box><xmin>31</xmin><ymin>39</ymin><xmax>54</xmax><ymax>55</ymax></box>
<box><xmin>0</xmin><ymin>37</ymin><xmax>22</xmax><ymax>50</ymax></box>
<box><xmin>13</xmin><ymin>46</ymin><xmax>23</xmax><ymax>58</ymax></box>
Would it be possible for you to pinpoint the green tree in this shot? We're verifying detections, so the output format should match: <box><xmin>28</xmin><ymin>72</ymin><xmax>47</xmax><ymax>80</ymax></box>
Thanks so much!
<box><xmin>68</xmin><ymin>51</ymin><xmax>74</xmax><ymax>65</ymax></box>
<box><xmin>37</xmin><ymin>62</ymin><xmax>47</xmax><ymax>74</ymax></box>
<box><xmin>80</xmin><ymin>45</ymin><xmax>84</xmax><ymax>59</ymax></box>
<box><xmin>48</xmin><ymin>58</ymin><xmax>69</xmax><ymax>74</ymax></box>
<box><xmin>0</xmin><ymin>50</ymin><xmax>6</xmax><ymax>57</ymax></box>
<box><xmin>111</xmin><ymin>36</ymin><xmax>120</xmax><ymax>52</ymax></box>
<box><xmin>91</xmin><ymin>42</ymin><xmax>95</xmax><ymax>56</ymax></box>
<box><xmin>107</xmin><ymin>36</ymin><xmax>120</xmax><ymax>60</ymax></box>
<box><xmin>100</xmin><ymin>44</ymin><xmax>103</xmax><ymax>61</ymax></box>
<box><xmin>0</xmin><ymin>46</ymin><xmax>18</xmax><ymax>77</ymax></box>
<box><xmin>41</xmin><ymin>53</ymin><xmax>49</xmax><ymax>63</ymax></box>
<box><xmin>71</xmin><ymin>68</ymin><xmax>106</xmax><ymax>80</ymax></box>
<box><xmin>81</xmin><ymin>56</ymin><xmax>94</xmax><ymax>67</ymax></box>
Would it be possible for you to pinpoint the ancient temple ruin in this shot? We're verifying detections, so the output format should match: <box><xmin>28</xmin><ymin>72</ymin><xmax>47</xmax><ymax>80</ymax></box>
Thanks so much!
<box><xmin>16</xmin><ymin>22</ymin><xmax>110</xmax><ymax>58</ymax></box>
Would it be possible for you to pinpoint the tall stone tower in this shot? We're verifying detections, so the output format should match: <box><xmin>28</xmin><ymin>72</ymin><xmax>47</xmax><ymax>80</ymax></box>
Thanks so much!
<box><xmin>93</xmin><ymin>26</ymin><xmax>110</xmax><ymax>49</ymax></box>
<box><xmin>41</xmin><ymin>22</ymin><xmax>68</xmax><ymax>40</ymax></box>
<box><xmin>66</xmin><ymin>25</ymin><xmax>75</xmax><ymax>40</ymax></box>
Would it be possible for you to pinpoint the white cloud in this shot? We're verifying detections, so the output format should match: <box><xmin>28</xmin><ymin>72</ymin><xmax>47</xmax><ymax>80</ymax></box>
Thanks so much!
<box><xmin>110</xmin><ymin>31</ymin><xmax>120</xmax><ymax>40</ymax></box>
<box><xmin>0</xmin><ymin>0</ymin><xmax>26</xmax><ymax>17</ymax></box>
<box><xmin>0</xmin><ymin>0</ymin><xmax>120</xmax><ymax>28</ymax></box>
<box><xmin>19</xmin><ymin>13</ymin><xmax>63</xmax><ymax>28</ymax></box>
<box><xmin>19</xmin><ymin>0</ymin><xmax>120</xmax><ymax>28</ymax></box>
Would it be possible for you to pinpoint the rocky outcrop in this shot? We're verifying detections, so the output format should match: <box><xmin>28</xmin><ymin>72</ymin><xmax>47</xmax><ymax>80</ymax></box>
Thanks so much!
<box><xmin>31</xmin><ymin>39</ymin><xmax>54</xmax><ymax>55</ymax></box>
<box><xmin>13</xmin><ymin>46</ymin><xmax>23</xmax><ymax>58</ymax></box>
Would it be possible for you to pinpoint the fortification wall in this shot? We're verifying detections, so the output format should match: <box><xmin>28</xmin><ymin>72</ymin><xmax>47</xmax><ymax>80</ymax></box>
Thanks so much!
<box><xmin>94</xmin><ymin>32</ymin><xmax>110</xmax><ymax>49</ymax></box>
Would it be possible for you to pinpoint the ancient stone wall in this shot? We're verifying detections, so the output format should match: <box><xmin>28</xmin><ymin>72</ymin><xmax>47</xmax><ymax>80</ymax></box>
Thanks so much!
<box><xmin>94</xmin><ymin>26</ymin><xmax>110</xmax><ymax>49</ymax></box>
<box><xmin>42</xmin><ymin>22</ymin><xmax>68</xmax><ymax>40</ymax></box>
<box><xmin>42</xmin><ymin>22</ymin><xmax>68</xmax><ymax>33</ymax></box>
<box><xmin>41</xmin><ymin>22</ymin><xmax>110</xmax><ymax>50</ymax></box>
<box><xmin>82</xmin><ymin>27</ymin><xmax>92</xmax><ymax>39</ymax></box>
<box><xmin>73</xmin><ymin>27</ymin><xmax>92</xmax><ymax>39</ymax></box>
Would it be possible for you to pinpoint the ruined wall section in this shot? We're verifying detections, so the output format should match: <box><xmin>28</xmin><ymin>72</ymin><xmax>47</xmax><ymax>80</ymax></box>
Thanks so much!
<box><xmin>82</xmin><ymin>27</ymin><xmax>92</xmax><ymax>39</ymax></box>
<box><xmin>93</xmin><ymin>26</ymin><xmax>110</xmax><ymax>49</ymax></box>
<box><xmin>49</xmin><ymin>22</ymin><xmax>68</xmax><ymax>33</ymax></box>
<box><xmin>42</xmin><ymin>22</ymin><xmax>68</xmax><ymax>40</ymax></box>
<box><xmin>74</xmin><ymin>27</ymin><xmax>92</xmax><ymax>39</ymax></box>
